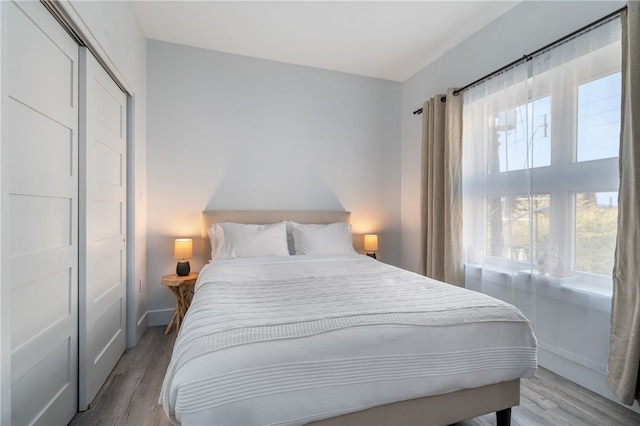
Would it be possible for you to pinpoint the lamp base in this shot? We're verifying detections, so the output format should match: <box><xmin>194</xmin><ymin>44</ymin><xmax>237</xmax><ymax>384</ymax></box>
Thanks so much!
<box><xmin>366</xmin><ymin>252</ymin><xmax>377</xmax><ymax>259</ymax></box>
<box><xmin>176</xmin><ymin>261</ymin><xmax>190</xmax><ymax>276</ymax></box>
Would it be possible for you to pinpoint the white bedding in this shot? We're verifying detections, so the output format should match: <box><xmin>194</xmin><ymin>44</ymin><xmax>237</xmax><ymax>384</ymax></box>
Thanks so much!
<box><xmin>160</xmin><ymin>255</ymin><xmax>537</xmax><ymax>426</ymax></box>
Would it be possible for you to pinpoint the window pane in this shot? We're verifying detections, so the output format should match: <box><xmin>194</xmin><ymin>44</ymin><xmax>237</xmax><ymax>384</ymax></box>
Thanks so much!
<box><xmin>492</xmin><ymin>97</ymin><xmax>551</xmax><ymax>173</ymax></box>
<box><xmin>575</xmin><ymin>192</ymin><xmax>617</xmax><ymax>275</ymax></box>
<box><xmin>486</xmin><ymin>194</ymin><xmax>550</xmax><ymax>262</ymax></box>
<box><xmin>577</xmin><ymin>73</ymin><xmax>621</xmax><ymax>162</ymax></box>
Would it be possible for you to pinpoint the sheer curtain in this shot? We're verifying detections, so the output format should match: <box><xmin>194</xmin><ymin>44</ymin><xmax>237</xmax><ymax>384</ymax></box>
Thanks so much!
<box><xmin>462</xmin><ymin>17</ymin><xmax>621</xmax><ymax>394</ymax></box>
<box><xmin>419</xmin><ymin>89</ymin><xmax>463</xmax><ymax>286</ymax></box>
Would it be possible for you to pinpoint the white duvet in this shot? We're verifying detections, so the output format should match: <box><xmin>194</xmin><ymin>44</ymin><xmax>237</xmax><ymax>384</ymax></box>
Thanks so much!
<box><xmin>160</xmin><ymin>255</ymin><xmax>537</xmax><ymax>426</ymax></box>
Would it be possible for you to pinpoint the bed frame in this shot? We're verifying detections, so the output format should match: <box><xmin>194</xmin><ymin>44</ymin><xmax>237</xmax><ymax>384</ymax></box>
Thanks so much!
<box><xmin>201</xmin><ymin>210</ymin><xmax>519</xmax><ymax>426</ymax></box>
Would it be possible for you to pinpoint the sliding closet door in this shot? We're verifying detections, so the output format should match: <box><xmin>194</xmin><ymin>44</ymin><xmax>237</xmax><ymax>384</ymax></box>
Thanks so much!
<box><xmin>4</xmin><ymin>1</ymin><xmax>79</xmax><ymax>424</ymax></box>
<box><xmin>78</xmin><ymin>48</ymin><xmax>127</xmax><ymax>410</ymax></box>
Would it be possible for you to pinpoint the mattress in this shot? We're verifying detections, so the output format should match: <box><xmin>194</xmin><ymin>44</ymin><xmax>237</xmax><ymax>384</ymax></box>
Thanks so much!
<box><xmin>160</xmin><ymin>254</ymin><xmax>537</xmax><ymax>426</ymax></box>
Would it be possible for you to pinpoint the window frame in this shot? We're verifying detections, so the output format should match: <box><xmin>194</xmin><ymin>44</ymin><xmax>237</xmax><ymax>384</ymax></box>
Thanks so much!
<box><xmin>470</xmin><ymin>41</ymin><xmax>621</xmax><ymax>294</ymax></box>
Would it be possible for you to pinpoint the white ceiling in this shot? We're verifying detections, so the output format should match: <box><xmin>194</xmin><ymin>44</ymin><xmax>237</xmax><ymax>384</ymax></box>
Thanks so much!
<box><xmin>132</xmin><ymin>1</ymin><xmax>520</xmax><ymax>82</ymax></box>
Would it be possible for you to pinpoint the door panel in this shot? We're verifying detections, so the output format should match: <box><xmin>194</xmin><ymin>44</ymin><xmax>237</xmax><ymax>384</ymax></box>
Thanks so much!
<box><xmin>9</xmin><ymin>100</ymin><xmax>74</xmax><ymax>180</ymax></box>
<box><xmin>89</xmin><ymin>200</ymin><xmax>123</xmax><ymax>241</ymax></box>
<box><xmin>11</xmin><ymin>268</ymin><xmax>71</xmax><ymax>349</ymax></box>
<box><xmin>12</xmin><ymin>338</ymin><xmax>74</xmax><ymax>426</ymax></box>
<box><xmin>7</xmin><ymin>3</ymin><xmax>76</xmax><ymax>126</ymax></box>
<box><xmin>5</xmin><ymin>1</ymin><xmax>79</xmax><ymax>424</ymax></box>
<box><xmin>79</xmin><ymin>48</ymin><xmax>127</xmax><ymax>410</ymax></box>
<box><xmin>9</xmin><ymin>195</ymin><xmax>72</xmax><ymax>256</ymax></box>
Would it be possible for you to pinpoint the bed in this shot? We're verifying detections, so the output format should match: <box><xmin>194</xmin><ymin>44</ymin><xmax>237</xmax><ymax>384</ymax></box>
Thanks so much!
<box><xmin>159</xmin><ymin>211</ymin><xmax>537</xmax><ymax>426</ymax></box>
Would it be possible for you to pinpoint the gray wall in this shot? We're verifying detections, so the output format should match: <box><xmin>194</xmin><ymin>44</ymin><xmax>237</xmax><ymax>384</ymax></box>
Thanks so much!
<box><xmin>146</xmin><ymin>41</ymin><xmax>401</xmax><ymax>323</ymax></box>
<box><xmin>399</xmin><ymin>0</ymin><xmax>625</xmax><ymax>272</ymax></box>
<box><xmin>145</xmin><ymin>0</ymin><xmax>625</xmax><ymax>326</ymax></box>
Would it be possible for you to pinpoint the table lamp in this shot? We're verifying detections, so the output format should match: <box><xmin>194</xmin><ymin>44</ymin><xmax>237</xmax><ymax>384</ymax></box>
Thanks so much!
<box><xmin>364</xmin><ymin>234</ymin><xmax>378</xmax><ymax>259</ymax></box>
<box><xmin>174</xmin><ymin>238</ymin><xmax>193</xmax><ymax>276</ymax></box>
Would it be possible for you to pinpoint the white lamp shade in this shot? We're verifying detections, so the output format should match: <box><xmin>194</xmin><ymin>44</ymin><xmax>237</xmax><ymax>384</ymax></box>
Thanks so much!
<box><xmin>364</xmin><ymin>234</ymin><xmax>378</xmax><ymax>252</ymax></box>
<box><xmin>174</xmin><ymin>238</ymin><xmax>193</xmax><ymax>260</ymax></box>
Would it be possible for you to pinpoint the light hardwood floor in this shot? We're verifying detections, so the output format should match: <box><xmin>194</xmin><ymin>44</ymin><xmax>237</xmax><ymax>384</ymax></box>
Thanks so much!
<box><xmin>69</xmin><ymin>326</ymin><xmax>640</xmax><ymax>426</ymax></box>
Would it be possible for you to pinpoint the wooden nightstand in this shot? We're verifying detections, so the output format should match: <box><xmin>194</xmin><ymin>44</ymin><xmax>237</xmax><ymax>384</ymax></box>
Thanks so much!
<box><xmin>162</xmin><ymin>272</ymin><xmax>198</xmax><ymax>335</ymax></box>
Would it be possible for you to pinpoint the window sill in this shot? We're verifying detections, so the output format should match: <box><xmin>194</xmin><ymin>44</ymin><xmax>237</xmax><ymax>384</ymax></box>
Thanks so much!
<box><xmin>465</xmin><ymin>264</ymin><xmax>613</xmax><ymax>299</ymax></box>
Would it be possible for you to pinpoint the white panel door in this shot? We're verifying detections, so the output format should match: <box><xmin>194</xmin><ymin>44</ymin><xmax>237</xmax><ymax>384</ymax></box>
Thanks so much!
<box><xmin>78</xmin><ymin>48</ymin><xmax>127</xmax><ymax>410</ymax></box>
<box><xmin>5</xmin><ymin>1</ymin><xmax>79</xmax><ymax>424</ymax></box>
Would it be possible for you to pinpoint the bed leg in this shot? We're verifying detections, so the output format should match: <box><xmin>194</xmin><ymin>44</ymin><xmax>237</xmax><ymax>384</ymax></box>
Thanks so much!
<box><xmin>496</xmin><ymin>407</ymin><xmax>511</xmax><ymax>426</ymax></box>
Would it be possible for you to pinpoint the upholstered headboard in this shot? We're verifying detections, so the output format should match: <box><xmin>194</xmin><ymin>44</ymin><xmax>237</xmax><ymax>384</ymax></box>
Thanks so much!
<box><xmin>201</xmin><ymin>210</ymin><xmax>351</xmax><ymax>263</ymax></box>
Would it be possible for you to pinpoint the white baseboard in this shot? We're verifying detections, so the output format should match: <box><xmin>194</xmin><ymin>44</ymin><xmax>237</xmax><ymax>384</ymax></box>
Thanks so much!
<box><xmin>539</xmin><ymin>347</ymin><xmax>640</xmax><ymax>414</ymax></box>
<box><xmin>127</xmin><ymin>312</ymin><xmax>149</xmax><ymax>348</ymax></box>
<box><xmin>137</xmin><ymin>311</ymin><xmax>148</xmax><ymax>327</ymax></box>
<box><xmin>146</xmin><ymin>309</ymin><xmax>174</xmax><ymax>327</ymax></box>
<box><xmin>136</xmin><ymin>312</ymin><xmax>148</xmax><ymax>344</ymax></box>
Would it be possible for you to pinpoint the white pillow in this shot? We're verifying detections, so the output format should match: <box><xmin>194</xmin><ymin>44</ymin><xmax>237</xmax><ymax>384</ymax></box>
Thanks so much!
<box><xmin>208</xmin><ymin>222</ymin><xmax>289</xmax><ymax>261</ymax></box>
<box><xmin>289</xmin><ymin>222</ymin><xmax>356</xmax><ymax>256</ymax></box>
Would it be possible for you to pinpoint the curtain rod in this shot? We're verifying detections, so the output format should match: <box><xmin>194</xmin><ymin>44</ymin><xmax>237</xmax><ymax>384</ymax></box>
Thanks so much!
<box><xmin>412</xmin><ymin>5</ymin><xmax>626</xmax><ymax>116</ymax></box>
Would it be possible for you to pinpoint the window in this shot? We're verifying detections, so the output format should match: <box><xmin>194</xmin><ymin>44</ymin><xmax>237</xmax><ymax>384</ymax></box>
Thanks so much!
<box><xmin>493</xmin><ymin>97</ymin><xmax>551</xmax><ymax>173</ymax></box>
<box><xmin>577</xmin><ymin>73</ymin><xmax>622</xmax><ymax>162</ymax></box>
<box><xmin>462</xmin><ymin>18</ymin><xmax>621</xmax><ymax>295</ymax></box>
<box><xmin>574</xmin><ymin>191</ymin><xmax>618</xmax><ymax>275</ymax></box>
<box><xmin>486</xmin><ymin>194</ymin><xmax>550</xmax><ymax>263</ymax></box>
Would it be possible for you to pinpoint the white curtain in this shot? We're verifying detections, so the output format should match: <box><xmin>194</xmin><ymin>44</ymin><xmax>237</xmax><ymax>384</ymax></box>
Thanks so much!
<box><xmin>419</xmin><ymin>89</ymin><xmax>464</xmax><ymax>286</ymax></box>
<box><xmin>462</xmin><ymin>17</ymin><xmax>621</xmax><ymax>386</ymax></box>
<box><xmin>608</xmin><ymin>2</ymin><xmax>640</xmax><ymax>405</ymax></box>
